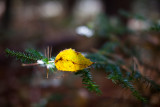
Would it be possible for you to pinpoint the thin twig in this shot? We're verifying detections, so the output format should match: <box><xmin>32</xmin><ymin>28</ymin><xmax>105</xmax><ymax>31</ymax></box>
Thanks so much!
<box><xmin>22</xmin><ymin>63</ymin><xmax>38</xmax><ymax>66</ymax></box>
<box><xmin>50</xmin><ymin>46</ymin><xmax>52</xmax><ymax>59</ymax></box>
<box><xmin>47</xmin><ymin>46</ymin><xmax>49</xmax><ymax>59</ymax></box>
<box><xmin>44</xmin><ymin>48</ymin><xmax>46</xmax><ymax>57</ymax></box>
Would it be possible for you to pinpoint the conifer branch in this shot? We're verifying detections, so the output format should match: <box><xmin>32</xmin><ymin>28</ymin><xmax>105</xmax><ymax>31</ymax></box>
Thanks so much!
<box><xmin>75</xmin><ymin>69</ymin><xmax>102</xmax><ymax>95</ymax></box>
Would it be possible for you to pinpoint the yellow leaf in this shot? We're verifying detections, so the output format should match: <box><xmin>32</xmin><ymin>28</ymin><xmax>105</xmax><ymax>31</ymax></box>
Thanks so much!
<box><xmin>55</xmin><ymin>48</ymin><xmax>93</xmax><ymax>72</ymax></box>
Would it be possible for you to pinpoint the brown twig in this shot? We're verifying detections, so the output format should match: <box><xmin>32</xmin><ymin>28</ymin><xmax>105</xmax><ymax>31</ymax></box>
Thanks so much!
<box><xmin>22</xmin><ymin>63</ymin><xmax>38</xmax><ymax>66</ymax></box>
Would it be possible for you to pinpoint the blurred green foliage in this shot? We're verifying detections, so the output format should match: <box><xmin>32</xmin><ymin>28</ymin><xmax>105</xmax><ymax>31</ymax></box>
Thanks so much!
<box><xmin>5</xmin><ymin>11</ymin><xmax>160</xmax><ymax>103</ymax></box>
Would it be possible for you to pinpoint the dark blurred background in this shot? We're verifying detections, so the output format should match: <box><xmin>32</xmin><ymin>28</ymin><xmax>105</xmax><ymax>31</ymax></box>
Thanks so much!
<box><xmin>0</xmin><ymin>0</ymin><xmax>160</xmax><ymax>107</ymax></box>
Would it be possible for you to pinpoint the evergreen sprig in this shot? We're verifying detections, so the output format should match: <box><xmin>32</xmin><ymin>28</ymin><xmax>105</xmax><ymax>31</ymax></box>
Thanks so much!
<box><xmin>25</xmin><ymin>48</ymin><xmax>44</xmax><ymax>60</ymax></box>
<box><xmin>127</xmin><ymin>70</ymin><xmax>160</xmax><ymax>93</ymax></box>
<box><xmin>75</xmin><ymin>69</ymin><xmax>102</xmax><ymax>95</ymax></box>
<box><xmin>87</xmin><ymin>53</ymin><xmax>148</xmax><ymax>102</ymax></box>
<box><xmin>5</xmin><ymin>48</ymin><xmax>43</xmax><ymax>63</ymax></box>
<box><xmin>106</xmin><ymin>65</ymin><xmax>147</xmax><ymax>102</ymax></box>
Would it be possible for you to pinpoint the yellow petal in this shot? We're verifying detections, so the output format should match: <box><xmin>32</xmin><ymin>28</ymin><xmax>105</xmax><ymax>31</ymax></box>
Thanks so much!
<box><xmin>55</xmin><ymin>48</ymin><xmax>93</xmax><ymax>72</ymax></box>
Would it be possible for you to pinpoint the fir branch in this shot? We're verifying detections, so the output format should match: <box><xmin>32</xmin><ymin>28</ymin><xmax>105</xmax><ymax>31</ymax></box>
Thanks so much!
<box><xmin>5</xmin><ymin>48</ymin><xmax>40</xmax><ymax>63</ymax></box>
<box><xmin>25</xmin><ymin>48</ymin><xmax>44</xmax><ymax>60</ymax></box>
<box><xmin>106</xmin><ymin>64</ymin><xmax>147</xmax><ymax>102</ymax></box>
<box><xmin>87</xmin><ymin>53</ymin><xmax>147</xmax><ymax>101</ymax></box>
<box><xmin>127</xmin><ymin>70</ymin><xmax>160</xmax><ymax>93</ymax></box>
<box><xmin>87</xmin><ymin>53</ymin><xmax>115</xmax><ymax>69</ymax></box>
<box><xmin>75</xmin><ymin>69</ymin><xmax>102</xmax><ymax>95</ymax></box>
